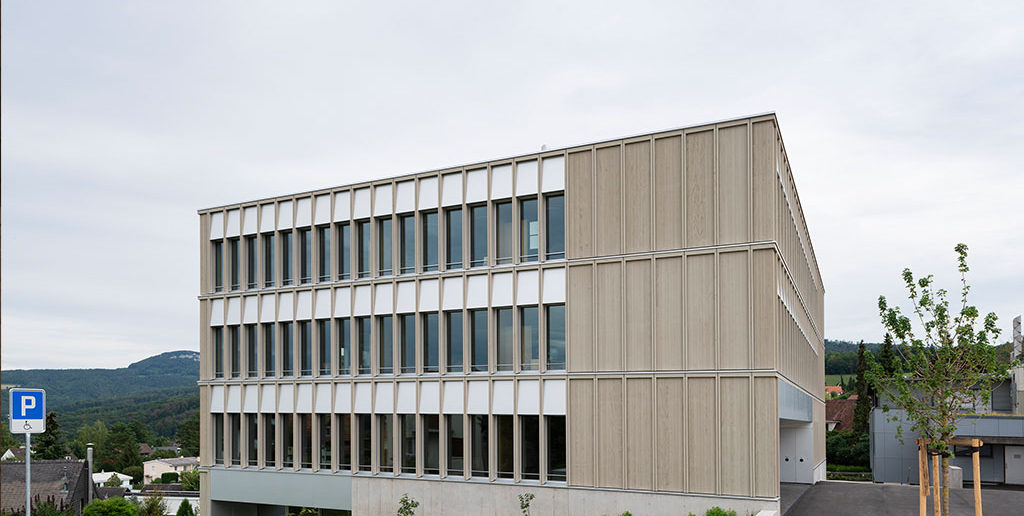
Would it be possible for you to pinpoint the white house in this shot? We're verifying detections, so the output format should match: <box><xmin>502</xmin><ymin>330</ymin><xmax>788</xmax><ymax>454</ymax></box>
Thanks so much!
<box><xmin>93</xmin><ymin>470</ymin><xmax>132</xmax><ymax>488</ymax></box>
<box><xmin>143</xmin><ymin>457</ymin><xmax>199</xmax><ymax>483</ymax></box>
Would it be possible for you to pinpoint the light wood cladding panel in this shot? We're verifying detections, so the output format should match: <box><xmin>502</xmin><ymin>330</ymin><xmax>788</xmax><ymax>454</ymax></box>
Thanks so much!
<box><xmin>623</xmin><ymin>140</ymin><xmax>652</xmax><ymax>253</ymax></box>
<box><xmin>685</xmin><ymin>131</ymin><xmax>715</xmax><ymax>247</ymax></box>
<box><xmin>686</xmin><ymin>377</ymin><xmax>717</xmax><ymax>494</ymax></box>
<box><xmin>686</xmin><ymin>254</ymin><xmax>716</xmax><ymax>370</ymax></box>
<box><xmin>720</xmin><ymin>376</ymin><xmax>751</xmax><ymax>496</ymax></box>
<box><xmin>813</xmin><ymin>400</ymin><xmax>825</xmax><ymax>464</ymax></box>
<box><xmin>596</xmin><ymin>378</ymin><xmax>624</xmax><ymax>488</ymax></box>
<box><xmin>753</xmin><ymin>376</ymin><xmax>778</xmax><ymax>497</ymax></box>
<box><xmin>595</xmin><ymin>262</ymin><xmax>623</xmax><ymax>371</ymax></box>
<box><xmin>567</xmin><ymin>264</ymin><xmax>594</xmax><ymax>372</ymax></box>
<box><xmin>752</xmin><ymin>249</ymin><xmax>776</xmax><ymax>369</ymax></box>
<box><xmin>625</xmin><ymin>378</ymin><xmax>653</xmax><ymax>490</ymax></box>
<box><xmin>624</xmin><ymin>259</ymin><xmax>652</xmax><ymax>370</ymax></box>
<box><xmin>595</xmin><ymin>146</ymin><xmax>622</xmax><ymax>257</ymax></box>
<box><xmin>719</xmin><ymin>251</ymin><xmax>750</xmax><ymax>370</ymax></box>
<box><xmin>568</xmin><ymin>379</ymin><xmax>595</xmax><ymax>486</ymax></box>
<box><xmin>718</xmin><ymin>124</ymin><xmax>750</xmax><ymax>244</ymax></box>
<box><xmin>751</xmin><ymin>121</ymin><xmax>775</xmax><ymax>242</ymax></box>
<box><xmin>655</xmin><ymin>377</ymin><xmax>684</xmax><ymax>491</ymax></box>
<box><xmin>654</xmin><ymin>136</ymin><xmax>683</xmax><ymax>251</ymax></box>
<box><xmin>567</xmin><ymin>151</ymin><xmax>593</xmax><ymax>259</ymax></box>
<box><xmin>654</xmin><ymin>256</ymin><xmax>684</xmax><ymax>370</ymax></box>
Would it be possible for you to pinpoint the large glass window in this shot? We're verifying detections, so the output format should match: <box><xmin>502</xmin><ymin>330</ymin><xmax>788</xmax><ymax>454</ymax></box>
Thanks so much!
<box><xmin>338</xmin><ymin>222</ymin><xmax>350</xmax><ymax>280</ymax></box>
<box><xmin>338</xmin><ymin>318</ymin><xmax>351</xmax><ymax>375</ymax></box>
<box><xmin>399</xmin><ymin>314</ymin><xmax>415</xmax><ymax>374</ymax></box>
<box><xmin>446</xmin><ymin>208</ymin><xmax>463</xmax><ymax>269</ymax></box>
<box><xmin>496</xmin><ymin>308</ymin><xmax>513</xmax><ymax>372</ymax></box>
<box><xmin>399</xmin><ymin>214</ymin><xmax>415</xmax><ymax>274</ymax></box>
<box><xmin>213</xmin><ymin>413</ymin><xmax>224</xmax><ymax>465</ymax></box>
<box><xmin>357</xmin><ymin>221</ymin><xmax>370</xmax><ymax>278</ymax></box>
<box><xmin>399</xmin><ymin>414</ymin><xmax>416</xmax><ymax>474</ymax></box>
<box><xmin>229</xmin><ymin>326</ymin><xmax>240</xmax><ymax>378</ymax></box>
<box><xmin>338</xmin><ymin>414</ymin><xmax>352</xmax><ymax>470</ymax></box>
<box><xmin>469</xmin><ymin>205</ymin><xmax>487</xmax><ymax>267</ymax></box>
<box><xmin>246</xmin><ymin>324</ymin><xmax>257</xmax><ymax>377</ymax></box>
<box><xmin>422</xmin><ymin>312</ymin><xmax>438</xmax><ymax>373</ymax></box>
<box><xmin>299</xmin><ymin>228</ymin><xmax>312</xmax><ymax>284</ymax></box>
<box><xmin>422</xmin><ymin>211</ymin><xmax>438</xmax><ymax>272</ymax></box>
<box><xmin>545</xmin><ymin>194</ymin><xmax>565</xmax><ymax>260</ymax></box>
<box><xmin>357</xmin><ymin>414</ymin><xmax>372</xmax><ymax>471</ymax></box>
<box><xmin>378</xmin><ymin>415</ymin><xmax>393</xmax><ymax>470</ymax></box>
<box><xmin>446</xmin><ymin>414</ymin><xmax>464</xmax><ymax>476</ymax></box>
<box><xmin>300</xmin><ymin>414</ymin><xmax>312</xmax><ymax>468</ymax></box>
<box><xmin>230</xmin><ymin>414</ymin><xmax>241</xmax><ymax>466</ymax></box>
<box><xmin>521</xmin><ymin>415</ymin><xmax>539</xmax><ymax>480</ymax></box>
<box><xmin>423</xmin><ymin>415</ymin><xmax>439</xmax><ymax>475</ymax></box>
<box><xmin>546</xmin><ymin>304</ymin><xmax>566</xmax><ymax>370</ymax></box>
<box><xmin>281</xmin><ymin>231</ymin><xmax>293</xmax><ymax>286</ymax></box>
<box><xmin>213</xmin><ymin>327</ymin><xmax>224</xmax><ymax>378</ymax></box>
<box><xmin>263</xmin><ymin>233</ymin><xmax>275</xmax><ymax>287</ymax></box>
<box><xmin>213</xmin><ymin>240</ymin><xmax>224</xmax><ymax>292</ymax></box>
<box><xmin>247</xmin><ymin>414</ymin><xmax>258</xmax><ymax>466</ymax></box>
<box><xmin>282</xmin><ymin>414</ymin><xmax>294</xmax><ymax>468</ymax></box>
<box><xmin>469</xmin><ymin>415</ymin><xmax>488</xmax><ymax>477</ymax></box>
<box><xmin>357</xmin><ymin>317</ymin><xmax>371</xmax><ymax>375</ymax></box>
<box><xmin>378</xmin><ymin>217</ymin><xmax>393</xmax><ymax>276</ymax></box>
<box><xmin>318</xmin><ymin>320</ymin><xmax>331</xmax><ymax>375</ymax></box>
<box><xmin>546</xmin><ymin>415</ymin><xmax>566</xmax><ymax>481</ymax></box>
<box><xmin>245</xmin><ymin>235</ymin><xmax>257</xmax><ymax>289</ymax></box>
<box><xmin>281</xmin><ymin>322</ymin><xmax>293</xmax><ymax>376</ymax></box>
<box><xmin>495</xmin><ymin>202</ymin><xmax>513</xmax><ymax>265</ymax></box>
<box><xmin>520</xmin><ymin>198</ymin><xmax>538</xmax><ymax>262</ymax></box>
<box><xmin>318</xmin><ymin>226</ymin><xmax>331</xmax><ymax>282</ymax></box>
<box><xmin>263</xmin><ymin>414</ymin><xmax>276</xmax><ymax>467</ymax></box>
<box><xmin>299</xmin><ymin>321</ymin><xmax>312</xmax><ymax>376</ymax></box>
<box><xmin>495</xmin><ymin>415</ymin><xmax>514</xmax><ymax>479</ymax></box>
<box><xmin>470</xmin><ymin>309</ymin><xmax>488</xmax><ymax>372</ymax></box>
<box><xmin>263</xmin><ymin>323</ymin><xmax>275</xmax><ymax>377</ymax></box>
<box><xmin>446</xmin><ymin>311</ymin><xmax>463</xmax><ymax>373</ymax></box>
<box><xmin>520</xmin><ymin>306</ymin><xmax>539</xmax><ymax>371</ymax></box>
<box><xmin>229</xmin><ymin>238</ymin><xmax>240</xmax><ymax>290</ymax></box>
<box><xmin>378</xmin><ymin>316</ymin><xmax>393</xmax><ymax>374</ymax></box>
<box><xmin>318</xmin><ymin>414</ymin><xmax>331</xmax><ymax>469</ymax></box>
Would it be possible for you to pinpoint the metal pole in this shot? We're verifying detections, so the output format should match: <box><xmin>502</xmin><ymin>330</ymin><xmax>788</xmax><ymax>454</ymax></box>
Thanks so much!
<box><xmin>87</xmin><ymin>444</ymin><xmax>94</xmax><ymax>503</ymax></box>
<box><xmin>26</xmin><ymin>432</ymin><xmax>32</xmax><ymax>516</ymax></box>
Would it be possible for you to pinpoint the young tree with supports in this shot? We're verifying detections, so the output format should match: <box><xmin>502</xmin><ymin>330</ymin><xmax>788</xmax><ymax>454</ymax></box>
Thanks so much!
<box><xmin>872</xmin><ymin>243</ymin><xmax>1011</xmax><ymax>516</ymax></box>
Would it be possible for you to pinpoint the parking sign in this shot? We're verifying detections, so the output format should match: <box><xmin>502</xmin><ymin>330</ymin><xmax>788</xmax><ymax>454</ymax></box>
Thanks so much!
<box><xmin>9</xmin><ymin>388</ymin><xmax>46</xmax><ymax>434</ymax></box>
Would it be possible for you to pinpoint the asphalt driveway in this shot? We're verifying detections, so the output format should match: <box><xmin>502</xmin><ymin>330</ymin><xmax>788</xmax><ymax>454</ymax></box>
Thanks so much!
<box><xmin>785</xmin><ymin>481</ymin><xmax>1024</xmax><ymax>516</ymax></box>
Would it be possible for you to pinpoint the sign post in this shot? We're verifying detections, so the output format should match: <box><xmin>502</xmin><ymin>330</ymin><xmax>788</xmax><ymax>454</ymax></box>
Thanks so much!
<box><xmin>10</xmin><ymin>388</ymin><xmax>46</xmax><ymax>516</ymax></box>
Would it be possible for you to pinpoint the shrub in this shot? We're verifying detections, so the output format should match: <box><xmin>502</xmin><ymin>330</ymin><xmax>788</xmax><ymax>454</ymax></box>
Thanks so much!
<box><xmin>83</xmin><ymin>497</ymin><xmax>137</xmax><ymax>516</ymax></box>
<box><xmin>180</xmin><ymin>470</ymin><xmax>200</xmax><ymax>491</ymax></box>
<box><xmin>104</xmin><ymin>474</ymin><xmax>124</xmax><ymax>487</ymax></box>
<box><xmin>135</xmin><ymin>495</ymin><xmax>166</xmax><ymax>516</ymax></box>
<box><xmin>826</xmin><ymin>429</ymin><xmax>870</xmax><ymax>467</ymax></box>
<box><xmin>160</xmin><ymin>472</ymin><xmax>179</xmax><ymax>483</ymax></box>
<box><xmin>175</xmin><ymin>500</ymin><xmax>194</xmax><ymax>516</ymax></box>
<box><xmin>517</xmin><ymin>493</ymin><xmax>535</xmax><ymax>516</ymax></box>
<box><xmin>397</xmin><ymin>494</ymin><xmax>418</xmax><ymax>516</ymax></box>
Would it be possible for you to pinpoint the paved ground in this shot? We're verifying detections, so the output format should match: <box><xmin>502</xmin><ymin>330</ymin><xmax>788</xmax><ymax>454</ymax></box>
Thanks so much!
<box><xmin>785</xmin><ymin>481</ymin><xmax>1024</xmax><ymax>516</ymax></box>
<box><xmin>779</xmin><ymin>483</ymin><xmax>811</xmax><ymax>515</ymax></box>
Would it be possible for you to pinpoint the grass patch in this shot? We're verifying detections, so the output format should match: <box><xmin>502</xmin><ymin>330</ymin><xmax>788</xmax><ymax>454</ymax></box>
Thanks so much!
<box><xmin>827</xmin><ymin>463</ymin><xmax>871</xmax><ymax>472</ymax></box>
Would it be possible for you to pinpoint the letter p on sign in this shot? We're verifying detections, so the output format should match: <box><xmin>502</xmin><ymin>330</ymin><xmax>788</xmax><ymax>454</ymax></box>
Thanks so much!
<box><xmin>9</xmin><ymin>389</ymin><xmax>45</xmax><ymax>434</ymax></box>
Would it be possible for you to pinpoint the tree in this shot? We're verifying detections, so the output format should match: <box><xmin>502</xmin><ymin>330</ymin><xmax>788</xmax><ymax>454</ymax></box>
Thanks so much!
<box><xmin>878</xmin><ymin>333</ymin><xmax>898</xmax><ymax>377</ymax></box>
<box><xmin>175</xmin><ymin>500</ymin><xmax>194</xmax><ymax>516</ymax></box>
<box><xmin>135</xmin><ymin>494</ymin><xmax>166</xmax><ymax>516</ymax></box>
<box><xmin>34</xmin><ymin>412</ymin><xmax>69</xmax><ymax>459</ymax></box>
<box><xmin>175</xmin><ymin>412</ymin><xmax>200</xmax><ymax>457</ymax></box>
<box><xmin>852</xmin><ymin>341</ymin><xmax>871</xmax><ymax>434</ymax></box>
<box><xmin>105</xmin><ymin>473</ymin><xmax>124</xmax><ymax>487</ymax></box>
<box><xmin>71</xmin><ymin>420</ymin><xmax>108</xmax><ymax>461</ymax></box>
<box><xmin>2</xmin><ymin>420</ymin><xmax>21</xmax><ymax>450</ymax></box>
<box><xmin>103</xmin><ymin>423</ymin><xmax>142</xmax><ymax>472</ymax></box>
<box><xmin>83</xmin><ymin>497</ymin><xmax>137</xmax><ymax>516</ymax></box>
<box><xmin>180</xmin><ymin>470</ymin><xmax>200</xmax><ymax>491</ymax></box>
<box><xmin>397</xmin><ymin>494</ymin><xmax>419</xmax><ymax>516</ymax></box>
<box><xmin>873</xmin><ymin>243</ymin><xmax>1010</xmax><ymax>516</ymax></box>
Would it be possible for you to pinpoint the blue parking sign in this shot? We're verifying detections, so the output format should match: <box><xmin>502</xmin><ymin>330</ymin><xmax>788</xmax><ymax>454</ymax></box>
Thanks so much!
<box><xmin>9</xmin><ymin>388</ymin><xmax>46</xmax><ymax>434</ymax></box>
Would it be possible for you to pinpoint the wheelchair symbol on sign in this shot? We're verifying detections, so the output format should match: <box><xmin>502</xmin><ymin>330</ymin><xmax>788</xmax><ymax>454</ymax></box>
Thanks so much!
<box><xmin>23</xmin><ymin>422</ymin><xmax>32</xmax><ymax>431</ymax></box>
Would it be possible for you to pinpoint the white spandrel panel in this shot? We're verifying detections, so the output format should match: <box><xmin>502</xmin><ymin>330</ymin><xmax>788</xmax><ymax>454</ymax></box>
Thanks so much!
<box><xmin>491</xmin><ymin>272</ymin><xmax>513</xmax><ymax>307</ymax></box>
<box><xmin>419</xmin><ymin>382</ymin><xmax>440</xmax><ymax>414</ymax></box>
<box><xmin>335</xmin><ymin>287</ymin><xmax>352</xmax><ymax>317</ymax></box>
<box><xmin>314</xmin><ymin>195</ymin><xmax>331</xmax><ymax>225</ymax></box>
<box><xmin>516</xmin><ymin>270</ymin><xmax>539</xmax><ymax>305</ymax></box>
<box><xmin>442</xmin><ymin>381</ymin><xmax>464</xmax><ymax>414</ymax></box>
<box><xmin>395</xmin><ymin>282</ymin><xmax>416</xmax><ymax>313</ymax></box>
<box><xmin>277</xmin><ymin>201</ymin><xmax>294</xmax><ymax>230</ymax></box>
<box><xmin>352</xmin><ymin>188</ymin><xmax>371</xmax><ymax>219</ymax></box>
<box><xmin>418</xmin><ymin>176</ymin><xmax>439</xmax><ymax>210</ymax></box>
<box><xmin>226</xmin><ymin>298</ymin><xmax>241</xmax><ymax>325</ymax></box>
<box><xmin>260</xmin><ymin>204</ymin><xmax>275</xmax><ymax>233</ymax></box>
<box><xmin>278</xmin><ymin>292</ymin><xmax>294</xmax><ymax>321</ymax></box>
<box><xmin>314</xmin><ymin>289</ymin><xmax>331</xmax><ymax>319</ymax></box>
<box><xmin>517</xmin><ymin>380</ymin><xmax>539</xmax><ymax>415</ymax></box>
<box><xmin>295</xmin><ymin>198</ymin><xmax>312</xmax><ymax>228</ymax></box>
<box><xmin>353</xmin><ymin>286</ymin><xmax>371</xmax><ymax>316</ymax></box>
<box><xmin>418</xmin><ymin>279</ymin><xmax>439</xmax><ymax>312</ymax></box>
<box><xmin>465</xmin><ymin>275</ymin><xmax>488</xmax><ymax>309</ymax></box>
<box><xmin>260</xmin><ymin>385</ymin><xmax>276</xmax><ymax>413</ymax></box>
<box><xmin>210</xmin><ymin>385</ymin><xmax>225</xmax><ymax>412</ymax></box>
<box><xmin>515</xmin><ymin>160</ymin><xmax>539</xmax><ymax>197</ymax></box>
<box><xmin>210</xmin><ymin>212</ymin><xmax>224</xmax><ymax>240</ymax></box>
<box><xmin>243</xmin><ymin>296</ymin><xmax>258</xmax><ymax>324</ymax></box>
<box><xmin>225</xmin><ymin>209</ymin><xmax>241</xmax><ymax>238</ymax></box>
<box><xmin>492</xmin><ymin>381</ymin><xmax>514</xmax><ymax>415</ymax></box>
<box><xmin>373</xmin><ymin>184</ymin><xmax>392</xmax><ymax>217</ymax></box>
<box><xmin>541</xmin><ymin>155</ymin><xmax>565</xmax><ymax>193</ymax></box>
<box><xmin>441</xmin><ymin>173</ymin><xmax>463</xmax><ymax>207</ymax></box>
<box><xmin>395</xmin><ymin>181</ymin><xmax>415</xmax><ymax>213</ymax></box>
<box><xmin>210</xmin><ymin>299</ymin><xmax>225</xmax><ymax>326</ymax></box>
<box><xmin>354</xmin><ymin>383</ymin><xmax>372</xmax><ymax>413</ymax></box>
<box><xmin>335</xmin><ymin>383</ymin><xmax>352</xmax><ymax>413</ymax></box>
<box><xmin>542</xmin><ymin>268</ymin><xmax>566</xmax><ymax>303</ymax></box>
<box><xmin>465</xmin><ymin>169</ymin><xmax>487</xmax><ymax>204</ymax></box>
<box><xmin>490</xmin><ymin>164</ymin><xmax>513</xmax><ymax>200</ymax></box>
<box><xmin>242</xmin><ymin>206</ymin><xmax>257</xmax><ymax>235</ymax></box>
<box><xmin>395</xmin><ymin>382</ymin><xmax>416</xmax><ymax>414</ymax></box>
<box><xmin>542</xmin><ymin>379</ymin><xmax>566</xmax><ymax>415</ymax></box>
<box><xmin>295</xmin><ymin>291</ymin><xmax>313</xmax><ymax>320</ymax></box>
<box><xmin>260</xmin><ymin>294</ymin><xmax>275</xmax><ymax>322</ymax></box>
<box><xmin>277</xmin><ymin>384</ymin><xmax>294</xmax><ymax>412</ymax></box>
<box><xmin>374</xmin><ymin>283</ymin><xmax>393</xmax><ymax>314</ymax></box>
<box><xmin>334</xmin><ymin>191</ymin><xmax>352</xmax><ymax>222</ymax></box>
<box><xmin>465</xmin><ymin>381</ymin><xmax>488</xmax><ymax>414</ymax></box>
<box><xmin>314</xmin><ymin>384</ymin><xmax>332</xmax><ymax>414</ymax></box>
<box><xmin>243</xmin><ymin>385</ymin><xmax>259</xmax><ymax>413</ymax></box>
<box><xmin>296</xmin><ymin>384</ymin><xmax>313</xmax><ymax>413</ymax></box>
<box><xmin>226</xmin><ymin>385</ymin><xmax>241</xmax><ymax>412</ymax></box>
<box><xmin>442</xmin><ymin>277</ymin><xmax>463</xmax><ymax>310</ymax></box>
<box><xmin>374</xmin><ymin>382</ymin><xmax>394</xmax><ymax>413</ymax></box>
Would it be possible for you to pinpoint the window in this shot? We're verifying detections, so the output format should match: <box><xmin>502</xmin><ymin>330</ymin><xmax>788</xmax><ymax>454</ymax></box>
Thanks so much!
<box><xmin>214</xmin><ymin>327</ymin><xmax>224</xmax><ymax>378</ymax></box>
<box><xmin>378</xmin><ymin>414</ymin><xmax>393</xmax><ymax>470</ymax></box>
<box><xmin>263</xmin><ymin>233</ymin><xmax>275</xmax><ymax>287</ymax></box>
<box><xmin>446</xmin><ymin>414</ymin><xmax>464</xmax><ymax>476</ymax></box>
<box><xmin>446</xmin><ymin>311</ymin><xmax>463</xmax><ymax>373</ymax></box>
<box><xmin>520</xmin><ymin>198</ymin><xmax>538</xmax><ymax>262</ymax></box>
<box><xmin>399</xmin><ymin>414</ymin><xmax>416</xmax><ymax>474</ymax></box>
<box><xmin>247</xmin><ymin>414</ymin><xmax>258</xmax><ymax>466</ymax></box>
<box><xmin>229</xmin><ymin>326</ymin><xmax>240</xmax><ymax>378</ymax></box>
<box><xmin>356</xmin><ymin>221</ymin><xmax>370</xmax><ymax>278</ymax></box>
<box><xmin>520</xmin><ymin>306</ymin><xmax>539</xmax><ymax>371</ymax></box>
<box><xmin>213</xmin><ymin>241</ymin><xmax>224</xmax><ymax>292</ymax></box>
<box><xmin>422</xmin><ymin>312</ymin><xmax>439</xmax><ymax>373</ymax></box>
<box><xmin>213</xmin><ymin>413</ymin><xmax>224</xmax><ymax>465</ymax></box>
<box><xmin>378</xmin><ymin>217</ymin><xmax>393</xmax><ymax>276</ymax></box>
<box><xmin>338</xmin><ymin>318</ymin><xmax>351</xmax><ymax>375</ymax></box>
<box><xmin>357</xmin><ymin>317</ymin><xmax>371</xmax><ymax>375</ymax></box>
<box><xmin>246</xmin><ymin>324</ymin><xmax>257</xmax><ymax>377</ymax></box>
<box><xmin>521</xmin><ymin>415</ymin><xmax>539</xmax><ymax>480</ymax></box>
<box><xmin>399</xmin><ymin>314</ymin><xmax>415</xmax><ymax>374</ymax></box>
<box><xmin>446</xmin><ymin>208</ymin><xmax>463</xmax><ymax>269</ymax></box>
<box><xmin>281</xmin><ymin>322</ymin><xmax>293</xmax><ymax>376</ymax></box>
<box><xmin>338</xmin><ymin>414</ymin><xmax>352</xmax><ymax>469</ymax></box>
<box><xmin>230</xmin><ymin>414</ymin><xmax>241</xmax><ymax>466</ymax></box>
<box><xmin>357</xmin><ymin>414</ymin><xmax>372</xmax><ymax>471</ymax></box>
<box><xmin>399</xmin><ymin>214</ymin><xmax>415</xmax><ymax>274</ymax></box>
<box><xmin>546</xmin><ymin>416</ymin><xmax>566</xmax><ymax>481</ymax></box>
<box><xmin>469</xmin><ymin>205</ymin><xmax>487</xmax><ymax>267</ymax></box>
<box><xmin>282</xmin><ymin>414</ymin><xmax>294</xmax><ymax>468</ymax></box>
<box><xmin>318</xmin><ymin>226</ymin><xmax>331</xmax><ymax>282</ymax></box>
<box><xmin>264</xmin><ymin>414</ymin><xmax>276</xmax><ymax>467</ymax></box>
<box><xmin>545</xmin><ymin>194</ymin><xmax>565</xmax><ymax>259</ymax></box>
<box><xmin>546</xmin><ymin>304</ymin><xmax>566</xmax><ymax>370</ymax></box>
<box><xmin>245</xmin><ymin>235</ymin><xmax>257</xmax><ymax>289</ymax></box>
<box><xmin>954</xmin><ymin>444</ymin><xmax>993</xmax><ymax>458</ymax></box>
<box><xmin>495</xmin><ymin>415</ymin><xmax>514</xmax><ymax>479</ymax></box>
<box><xmin>319</xmin><ymin>414</ymin><xmax>332</xmax><ymax>469</ymax></box>
<box><xmin>263</xmin><ymin>323</ymin><xmax>276</xmax><ymax>377</ymax></box>
<box><xmin>338</xmin><ymin>223</ymin><xmax>351</xmax><ymax>280</ymax></box>
<box><xmin>318</xmin><ymin>320</ymin><xmax>331</xmax><ymax>375</ymax></box>
<box><xmin>281</xmin><ymin>231</ymin><xmax>293</xmax><ymax>286</ymax></box>
<box><xmin>299</xmin><ymin>321</ymin><xmax>312</xmax><ymax>376</ymax></box>
<box><xmin>229</xmin><ymin>238</ymin><xmax>240</xmax><ymax>290</ymax></box>
<box><xmin>423</xmin><ymin>415</ymin><xmax>439</xmax><ymax>475</ymax></box>
<box><xmin>470</xmin><ymin>309</ymin><xmax>488</xmax><ymax>372</ymax></box>
<box><xmin>299</xmin><ymin>414</ymin><xmax>312</xmax><ymax>468</ymax></box>
<box><xmin>378</xmin><ymin>316</ymin><xmax>393</xmax><ymax>374</ymax></box>
<box><xmin>496</xmin><ymin>308</ymin><xmax>513</xmax><ymax>372</ymax></box>
<box><xmin>469</xmin><ymin>415</ymin><xmax>488</xmax><ymax>477</ymax></box>
<box><xmin>422</xmin><ymin>211</ymin><xmax>438</xmax><ymax>272</ymax></box>
<box><xmin>299</xmin><ymin>228</ymin><xmax>312</xmax><ymax>284</ymax></box>
<box><xmin>495</xmin><ymin>201</ymin><xmax>513</xmax><ymax>265</ymax></box>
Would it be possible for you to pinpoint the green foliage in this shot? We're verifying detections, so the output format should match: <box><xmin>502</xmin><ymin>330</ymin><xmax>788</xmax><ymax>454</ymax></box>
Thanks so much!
<box><xmin>83</xmin><ymin>497</ymin><xmax>138</xmax><ymax>516</ymax></box>
<box><xmin>1</xmin><ymin>420</ymin><xmax>21</xmax><ymax>450</ymax></box>
<box><xmin>826</xmin><ymin>463</ymin><xmax>871</xmax><ymax>472</ymax></box>
<box><xmin>33</xmin><ymin>501</ymin><xmax>76</xmax><ymax>516</ymax></box>
<box><xmin>287</xmin><ymin>509</ymin><xmax>317</xmax><ymax>516</ymax></box>
<box><xmin>852</xmin><ymin>342</ymin><xmax>871</xmax><ymax>434</ymax></box>
<box><xmin>687</xmin><ymin>508</ymin><xmax>736</xmax><ymax>516</ymax></box>
<box><xmin>102</xmin><ymin>423</ymin><xmax>142</xmax><ymax>472</ymax></box>
<box><xmin>175</xmin><ymin>412</ymin><xmax>200</xmax><ymax>457</ymax></box>
<box><xmin>149</xmin><ymin>449</ymin><xmax>178</xmax><ymax>459</ymax></box>
<box><xmin>34</xmin><ymin>412</ymin><xmax>69</xmax><ymax>459</ymax></box>
<box><xmin>397</xmin><ymin>493</ymin><xmax>419</xmax><ymax>516</ymax></box>
<box><xmin>70</xmin><ymin>421</ymin><xmax>108</xmax><ymax>460</ymax></box>
<box><xmin>826</xmin><ymin>429</ymin><xmax>870</xmax><ymax>467</ymax></box>
<box><xmin>878</xmin><ymin>333</ymin><xmax>898</xmax><ymax>377</ymax></box>
<box><xmin>135</xmin><ymin>495</ymin><xmax>167</xmax><ymax>516</ymax></box>
<box><xmin>160</xmin><ymin>472</ymin><xmax>179</xmax><ymax>483</ymax></box>
<box><xmin>517</xmin><ymin>493</ymin><xmax>535</xmax><ymax>516</ymax></box>
<box><xmin>104</xmin><ymin>473</ymin><xmax>125</xmax><ymax>487</ymax></box>
<box><xmin>175</xmin><ymin>500</ymin><xmax>194</xmax><ymax>516</ymax></box>
<box><xmin>124</xmin><ymin>465</ymin><xmax>144</xmax><ymax>483</ymax></box>
<box><xmin>180</xmin><ymin>470</ymin><xmax>200</xmax><ymax>491</ymax></box>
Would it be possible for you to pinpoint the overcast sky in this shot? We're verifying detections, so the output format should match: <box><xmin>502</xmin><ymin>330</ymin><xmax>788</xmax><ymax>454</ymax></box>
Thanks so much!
<box><xmin>2</xmin><ymin>2</ymin><xmax>1022</xmax><ymax>370</ymax></box>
